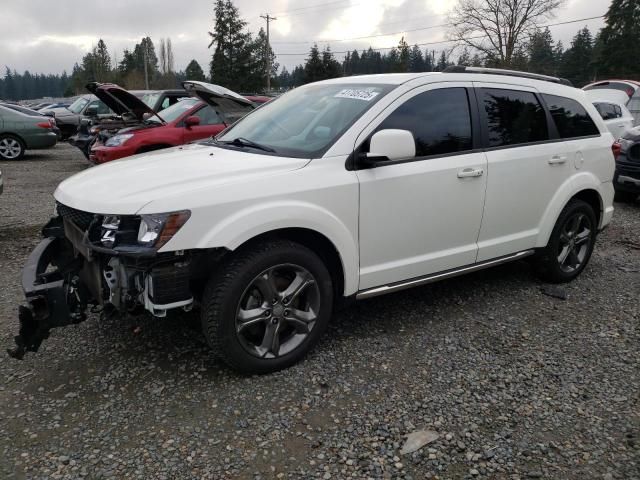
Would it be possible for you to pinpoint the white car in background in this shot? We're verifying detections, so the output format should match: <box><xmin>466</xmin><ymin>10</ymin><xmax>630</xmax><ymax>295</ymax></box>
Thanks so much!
<box><xmin>584</xmin><ymin>80</ymin><xmax>640</xmax><ymax>125</ymax></box>
<box><xmin>586</xmin><ymin>90</ymin><xmax>635</xmax><ymax>139</ymax></box>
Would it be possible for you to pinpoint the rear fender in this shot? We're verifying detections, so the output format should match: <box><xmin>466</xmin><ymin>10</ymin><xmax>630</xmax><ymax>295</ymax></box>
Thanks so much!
<box><xmin>536</xmin><ymin>172</ymin><xmax>607</xmax><ymax>248</ymax></box>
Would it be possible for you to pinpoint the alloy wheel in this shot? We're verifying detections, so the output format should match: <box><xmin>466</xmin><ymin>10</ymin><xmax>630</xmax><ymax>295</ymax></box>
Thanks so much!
<box><xmin>235</xmin><ymin>264</ymin><xmax>320</xmax><ymax>359</ymax></box>
<box><xmin>557</xmin><ymin>212</ymin><xmax>592</xmax><ymax>273</ymax></box>
<box><xmin>0</xmin><ymin>138</ymin><xmax>23</xmax><ymax>159</ymax></box>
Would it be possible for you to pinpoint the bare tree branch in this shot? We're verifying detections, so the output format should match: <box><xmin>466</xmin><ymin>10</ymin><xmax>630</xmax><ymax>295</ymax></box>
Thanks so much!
<box><xmin>448</xmin><ymin>0</ymin><xmax>562</xmax><ymax>66</ymax></box>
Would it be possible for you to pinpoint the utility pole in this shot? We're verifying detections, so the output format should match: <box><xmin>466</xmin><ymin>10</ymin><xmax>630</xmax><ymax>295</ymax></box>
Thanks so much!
<box><xmin>260</xmin><ymin>13</ymin><xmax>276</xmax><ymax>93</ymax></box>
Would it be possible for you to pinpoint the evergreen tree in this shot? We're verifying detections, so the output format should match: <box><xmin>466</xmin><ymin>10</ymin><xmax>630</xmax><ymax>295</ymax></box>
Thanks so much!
<box><xmin>598</xmin><ymin>0</ymin><xmax>640</xmax><ymax>78</ymax></box>
<box><xmin>133</xmin><ymin>37</ymin><xmax>159</xmax><ymax>86</ymax></box>
<box><xmin>398</xmin><ymin>37</ymin><xmax>410</xmax><ymax>72</ymax></box>
<box><xmin>304</xmin><ymin>44</ymin><xmax>325</xmax><ymax>83</ymax></box>
<box><xmin>527</xmin><ymin>28</ymin><xmax>554</xmax><ymax>75</ymax></box>
<box><xmin>94</xmin><ymin>39</ymin><xmax>112</xmax><ymax>81</ymax></box>
<box><xmin>208</xmin><ymin>0</ymin><xmax>252</xmax><ymax>88</ymax></box>
<box><xmin>185</xmin><ymin>59</ymin><xmax>206</xmax><ymax>81</ymax></box>
<box><xmin>322</xmin><ymin>46</ymin><xmax>342</xmax><ymax>79</ymax></box>
<box><xmin>435</xmin><ymin>51</ymin><xmax>449</xmax><ymax>71</ymax></box>
<box><xmin>408</xmin><ymin>45</ymin><xmax>425</xmax><ymax>72</ymax></box>
<box><xmin>386</xmin><ymin>48</ymin><xmax>401</xmax><ymax>73</ymax></box>
<box><xmin>560</xmin><ymin>27</ymin><xmax>594</xmax><ymax>87</ymax></box>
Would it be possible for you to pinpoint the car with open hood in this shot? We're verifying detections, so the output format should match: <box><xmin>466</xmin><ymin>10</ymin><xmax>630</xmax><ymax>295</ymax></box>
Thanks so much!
<box><xmin>88</xmin><ymin>81</ymin><xmax>255</xmax><ymax>164</ymax></box>
<box><xmin>9</xmin><ymin>68</ymin><xmax>615</xmax><ymax>374</ymax></box>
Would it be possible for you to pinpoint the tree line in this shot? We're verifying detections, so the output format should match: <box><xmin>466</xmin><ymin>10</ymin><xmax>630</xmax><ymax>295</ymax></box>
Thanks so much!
<box><xmin>1</xmin><ymin>0</ymin><xmax>638</xmax><ymax>100</ymax></box>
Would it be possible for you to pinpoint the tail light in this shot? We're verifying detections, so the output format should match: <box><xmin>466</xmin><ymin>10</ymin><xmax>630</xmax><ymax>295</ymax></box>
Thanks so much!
<box><xmin>612</xmin><ymin>141</ymin><xmax>621</xmax><ymax>160</ymax></box>
<box><xmin>36</xmin><ymin>122</ymin><xmax>52</xmax><ymax>129</ymax></box>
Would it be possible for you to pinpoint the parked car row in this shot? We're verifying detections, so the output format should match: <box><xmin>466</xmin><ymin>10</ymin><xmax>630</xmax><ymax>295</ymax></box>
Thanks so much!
<box><xmin>9</xmin><ymin>67</ymin><xmax>620</xmax><ymax>375</ymax></box>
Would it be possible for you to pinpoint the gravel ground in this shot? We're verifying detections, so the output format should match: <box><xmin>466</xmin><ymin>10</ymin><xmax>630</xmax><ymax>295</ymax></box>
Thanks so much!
<box><xmin>0</xmin><ymin>143</ymin><xmax>639</xmax><ymax>480</ymax></box>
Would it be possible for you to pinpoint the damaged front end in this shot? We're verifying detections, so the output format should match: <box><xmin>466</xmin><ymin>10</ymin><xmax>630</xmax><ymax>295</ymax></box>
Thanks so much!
<box><xmin>8</xmin><ymin>204</ymin><xmax>203</xmax><ymax>360</ymax></box>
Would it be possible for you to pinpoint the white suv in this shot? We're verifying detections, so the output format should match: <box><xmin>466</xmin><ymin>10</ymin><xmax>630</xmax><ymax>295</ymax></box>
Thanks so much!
<box><xmin>10</xmin><ymin>68</ymin><xmax>615</xmax><ymax>373</ymax></box>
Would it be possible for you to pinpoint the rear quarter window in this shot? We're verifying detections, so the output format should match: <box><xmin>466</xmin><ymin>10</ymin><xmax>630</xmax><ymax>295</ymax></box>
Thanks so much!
<box><xmin>543</xmin><ymin>94</ymin><xmax>600</xmax><ymax>139</ymax></box>
<box><xmin>480</xmin><ymin>88</ymin><xmax>549</xmax><ymax>147</ymax></box>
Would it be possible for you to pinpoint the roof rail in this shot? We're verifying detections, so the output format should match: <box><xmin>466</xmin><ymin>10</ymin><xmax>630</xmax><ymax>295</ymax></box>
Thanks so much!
<box><xmin>443</xmin><ymin>65</ymin><xmax>573</xmax><ymax>87</ymax></box>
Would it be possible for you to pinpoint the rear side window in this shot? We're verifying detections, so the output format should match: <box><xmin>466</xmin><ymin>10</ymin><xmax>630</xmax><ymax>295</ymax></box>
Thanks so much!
<box><xmin>594</xmin><ymin>102</ymin><xmax>621</xmax><ymax>120</ymax></box>
<box><xmin>377</xmin><ymin>87</ymin><xmax>473</xmax><ymax>158</ymax></box>
<box><xmin>543</xmin><ymin>94</ymin><xmax>599</xmax><ymax>138</ymax></box>
<box><xmin>481</xmin><ymin>89</ymin><xmax>548</xmax><ymax>147</ymax></box>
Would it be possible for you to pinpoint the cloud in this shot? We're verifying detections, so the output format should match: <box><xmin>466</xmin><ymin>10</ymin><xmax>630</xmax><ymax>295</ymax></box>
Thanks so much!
<box><xmin>0</xmin><ymin>0</ymin><xmax>607</xmax><ymax>75</ymax></box>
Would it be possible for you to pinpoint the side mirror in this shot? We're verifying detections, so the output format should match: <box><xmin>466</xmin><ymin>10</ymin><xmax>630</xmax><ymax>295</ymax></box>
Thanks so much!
<box><xmin>184</xmin><ymin>116</ymin><xmax>200</xmax><ymax>128</ymax></box>
<box><xmin>362</xmin><ymin>129</ymin><xmax>415</xmax><ymax>166</ymax></box>
<box><xmin>84</xmin><ymin>105</ymin><xmax>99</xmax><ymax>117</ymax></box>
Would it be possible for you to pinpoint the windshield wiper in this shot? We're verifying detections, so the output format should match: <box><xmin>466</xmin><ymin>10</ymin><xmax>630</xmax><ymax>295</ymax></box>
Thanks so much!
<box><xmin>217</xmin><ymin>137</ymin><xmax>276</xmax><ymax>153</ymax></box>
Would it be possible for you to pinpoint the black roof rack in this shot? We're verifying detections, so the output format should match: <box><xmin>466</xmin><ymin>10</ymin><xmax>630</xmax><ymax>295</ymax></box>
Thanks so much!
<box><xmin>443</xmin><ymin>65</ymin><xmax>573</xmax><ymax>87</ymax></box>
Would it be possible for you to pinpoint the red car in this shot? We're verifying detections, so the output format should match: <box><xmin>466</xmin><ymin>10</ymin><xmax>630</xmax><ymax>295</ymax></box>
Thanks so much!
<box><xmin>89</xmin><ymin>81</ymin><xmax>261</xmax><ymax>164</ymax></box>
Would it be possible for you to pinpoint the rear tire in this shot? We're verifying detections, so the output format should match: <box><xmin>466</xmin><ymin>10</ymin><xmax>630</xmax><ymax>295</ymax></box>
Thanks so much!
<box><xmin>201</xmin><ymin>240</ymin><xmax>333</xmax><ymax>374</ymax></box>
<box><xmin>0</xmin><ymin>135</ymin><xmax>25</xmax><ymax>160</ymax></box>
<box><xmin>533</xmin><ymin>199</ymin><xmax>597</xmax><ymax>283</ymax></box>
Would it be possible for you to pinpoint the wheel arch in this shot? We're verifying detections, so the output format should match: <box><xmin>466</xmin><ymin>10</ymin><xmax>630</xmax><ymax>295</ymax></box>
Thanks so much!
<box><xmin>172</xmin><ymin>201</ymin><xmax>359</xmax><ymax>296</ymax></box>
<box><xmin>537</xmin><ymin>175</ymin><xmax>605</xmax><ymax>248</ymax></box>
<box><xmin>232</xmin><ymin>228</ymin><xmax>346</xmax><ymax>301</ymax></box>
<box><xmin>0</xmin><ymin>132</ymin><xmax>27</xmax><ymax>148</ymax></box>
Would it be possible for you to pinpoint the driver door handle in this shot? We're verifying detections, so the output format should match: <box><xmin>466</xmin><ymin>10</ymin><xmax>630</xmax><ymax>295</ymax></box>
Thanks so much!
<box><xmin>457</xmin><ymin>167</ymin><xmax>484</xmax><ymax>178</ymax></box>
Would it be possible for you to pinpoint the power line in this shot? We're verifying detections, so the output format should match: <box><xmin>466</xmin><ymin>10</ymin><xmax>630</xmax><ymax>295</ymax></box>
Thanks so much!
<box><xmin>249</xmin><ymin>0</ymin><xmax>363</xmax><ymax>20</ymax></box>
<box><xmin>273</xmin><ymin>14</ymin><xmax>606</xmax><ymax>56</ymax></box>
<box><xmin>271</xmin><ymin>0</ymin><xmax>353</xmax><ymax>16</ymax></box>
<box><xmin>271</xmin><ymin>22</ymin><xmax>449</xmax><ymax>44</ymax></box>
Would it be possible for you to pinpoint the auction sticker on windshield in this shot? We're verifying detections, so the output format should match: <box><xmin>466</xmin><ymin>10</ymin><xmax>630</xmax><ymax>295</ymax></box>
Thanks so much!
<box><xmin>335</xmin><ymin>89</ymin><xmax>380</xmax><ymax>101</ymax></box>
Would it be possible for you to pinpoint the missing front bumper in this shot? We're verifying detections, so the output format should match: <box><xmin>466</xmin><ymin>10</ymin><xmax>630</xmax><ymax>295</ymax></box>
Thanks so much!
<box><xmin>7</xmin><ymin>236</ymin><xmax>89</xmax><ymax>360</ymax></box>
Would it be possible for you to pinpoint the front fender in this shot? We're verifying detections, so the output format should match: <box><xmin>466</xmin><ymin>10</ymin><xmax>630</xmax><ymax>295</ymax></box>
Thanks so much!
<box><xmin>190</xmin><ymin>201</ymin><xmax>359</xmax><ymax>296</ymax></box>
<box><xmin>536</xmin><ymin>172</ymin><xmax>612</xmax><ymax>248</ymax></box>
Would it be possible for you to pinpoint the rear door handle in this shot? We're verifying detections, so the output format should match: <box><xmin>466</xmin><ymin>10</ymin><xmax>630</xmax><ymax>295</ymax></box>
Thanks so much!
<box><xmin>548</xmin><ymin>155</ymin><xmax>567</xmax><ymax>165</ymax></box>
<box><xmin>457</xmin><ymin>167</ymin><xmax>484</xmax><ymax>178</ymax></box>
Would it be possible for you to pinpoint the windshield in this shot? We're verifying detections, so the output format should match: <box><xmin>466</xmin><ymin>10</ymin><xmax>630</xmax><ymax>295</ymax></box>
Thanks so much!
<box><xmin>68</xmin><ymin>97</ymin><xmax>89</xmax><ymax>114</ymax></box>
<box><xmin>217</xmin><ymin>83</ymin><xmax>393</xmax><ymax>158</ymax></box>
<box><xmin>142</xmin><ymin>92</ymin><xmax>161</xmax><ymax>109</ymax></box>
<box><xmin>148</xmin><ymin>98</ymin><xmax>199</xmax><ymax>123</ymax></box>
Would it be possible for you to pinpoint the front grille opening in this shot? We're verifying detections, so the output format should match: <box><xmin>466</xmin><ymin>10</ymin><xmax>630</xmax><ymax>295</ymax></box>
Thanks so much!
<box><xmin>57</xmin><ymin>202</ymin><xmax>95</xmax><ymax>230</ymax></box>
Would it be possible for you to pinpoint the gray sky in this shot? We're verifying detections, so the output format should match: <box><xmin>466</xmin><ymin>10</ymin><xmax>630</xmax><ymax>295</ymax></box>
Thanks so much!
<box><xmin>0</xmin><ymin>0</ymin><xmax>608</xmax><ymax>75</ymax></box>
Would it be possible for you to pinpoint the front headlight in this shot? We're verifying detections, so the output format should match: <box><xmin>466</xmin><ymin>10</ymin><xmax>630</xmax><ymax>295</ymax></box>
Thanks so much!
<box><xmin>137</xmin><ymin>211</ymin><xmax>191</xmax><ymax>249</ymax></box>
<box><xmin>105</xmin><ymin>133</ymin><xmax>134</xmax><ymax>147</ymax></box>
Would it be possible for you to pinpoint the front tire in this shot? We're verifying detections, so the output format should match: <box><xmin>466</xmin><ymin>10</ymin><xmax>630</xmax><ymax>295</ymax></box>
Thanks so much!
<box><xmin>201</xmin><ymin>240</ymin><xmax>333</xmax><ymax>374</ymax></box>
<box><xmin>0</xmin><ymin>135</ymin><xmax>25</xmax><ymax>160</ymax></box>
<box><xmin>533</xmin><ymin>199</ymin><xmax>597</xmax><ymax>283</ymax></box>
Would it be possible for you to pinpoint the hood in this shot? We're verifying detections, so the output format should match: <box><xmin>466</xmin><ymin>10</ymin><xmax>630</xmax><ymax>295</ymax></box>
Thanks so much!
<box><xmin>585</xmin><ymin>89</ymin><xmax>629</xmax><ymax>106</ymax></box>
<box><xmin>54</xmin><ymin>143</ymin><xmax>309</xmax><ymax>214</ymax></box>
<box><xmin>182</xmin><ymin>81</ymin><xmax>254</xmax><ymax>110</ymax></box>
<box><xmin>86</xmin><ymin>82</ymin><xmax>159</xmax><ymax>122</ymax></box>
